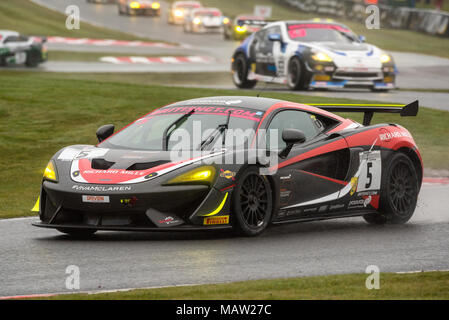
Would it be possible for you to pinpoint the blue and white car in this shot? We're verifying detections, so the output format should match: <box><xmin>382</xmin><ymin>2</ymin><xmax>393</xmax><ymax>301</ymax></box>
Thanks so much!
<box><xmin>231</xmin><ymin>20</ymin><xmax>396</xmax><ymax>91</ymax></box>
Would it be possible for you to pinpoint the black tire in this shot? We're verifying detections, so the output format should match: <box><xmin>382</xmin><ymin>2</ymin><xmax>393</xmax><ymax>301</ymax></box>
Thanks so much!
<box><xmin>57</xmin><ymin>228</ymin><xmax>97</xmax><ymax>237</ymax></box>
<box><xmin>363</xmin><ymin>153</ymin><xmax>419</xmax><ymax>225</ymax></box>
<box><xmin>232</xmin><ymin>53</ymin><xmax>257</xmax><ymax>89</ymax></box>
<box><xmin>287</xmin><ymin>56</ymin><xmax>308</xmax><ymax>90</ymax></box>
<box><xmin>232</xmin><ymin>167</ymin><xmax>273</xmax><ymax>236</ymax></box>
<box><xmin>25</xmin><ymin>50</ymin><xmax>40</xmax><ymax>67</ymax></box>
<box><xmin>371</xmin><ymin>88</ymin><xmax>390</xmax><ymax>92</ymax></box>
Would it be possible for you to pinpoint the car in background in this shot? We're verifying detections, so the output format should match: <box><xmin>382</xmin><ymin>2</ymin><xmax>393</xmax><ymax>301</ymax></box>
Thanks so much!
<box><xmin>117</xmin><ymin>0</ymin><xmax>161</xmax><ymax>16</ymax></box>
<box><xmin>183</xmin><ymin>7</ymin><xmax>224</xmax><ymax>33</ymax></box>
<box><xmin>231</xmin><ymin>20</ymin><xmax>396</xmax><ymax>91</ymax></box>
<box><xmin>168</xmin><ymin>1</ymin><xmax>202</xmax><ymax>25</ymax></box>
<box><xmin>223</xmin><ymin>15</ymin><xmax>267</xmax><ymax>41</ymax></box>
<box><xmin>0</xmin><ymin>30</ymin><xmax>47</xmax><ymax>67</ymax></box>
<box><xmin>87</xmin><ymin>0</ymin><xmax>117</xmax><ymax>4</ymax></box>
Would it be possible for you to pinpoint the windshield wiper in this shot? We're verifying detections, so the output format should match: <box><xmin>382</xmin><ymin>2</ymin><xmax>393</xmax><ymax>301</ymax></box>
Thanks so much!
<box><xmin>162</xmin><ymin>109</ymin><xmax>195</xmax><ymax>151</ymax></box>
<box><xmin>199</xmin><ymin>110</ymin><xmax>231</xmax><ymax>151</ymax></box>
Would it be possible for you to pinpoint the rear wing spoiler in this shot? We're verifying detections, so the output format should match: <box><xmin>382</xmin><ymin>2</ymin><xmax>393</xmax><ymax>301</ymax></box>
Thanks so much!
<box><xmin>307</xmin><ymin>100</ymin><xmax>419</xmax><ymax>126</ymax></box>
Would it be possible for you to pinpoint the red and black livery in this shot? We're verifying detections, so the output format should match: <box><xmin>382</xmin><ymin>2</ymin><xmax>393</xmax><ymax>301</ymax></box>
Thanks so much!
<box><xmin>32</xmin><ymin>96</ymin><xmax>422</xmax><ymax>236</ymax></box>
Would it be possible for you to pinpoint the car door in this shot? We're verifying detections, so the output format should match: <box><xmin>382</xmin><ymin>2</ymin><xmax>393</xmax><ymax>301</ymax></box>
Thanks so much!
<box><xmin>266</xmin><ymin>110</ymin><xmax>351</xmax><ymax>218</ymax></box>
<box><xmin>252</xmin><ymin>25</ymin><xmax>281</xmax><ymax>77</ymax></box>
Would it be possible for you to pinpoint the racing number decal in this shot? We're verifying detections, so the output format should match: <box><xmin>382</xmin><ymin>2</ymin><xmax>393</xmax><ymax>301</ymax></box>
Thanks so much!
<box><xmin>357</xmin><ymin>151</ymin><xmax>381</xmax><ymax>192</ymax></box>
<box><xmin>365</xmin><ymin>162</ymin><xmax>373</xmax><ymax>189</ymax></box>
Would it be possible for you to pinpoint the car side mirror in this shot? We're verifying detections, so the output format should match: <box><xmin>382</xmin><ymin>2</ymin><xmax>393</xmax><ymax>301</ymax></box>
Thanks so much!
<box><xmin>279</xmin><ymin>128</ymin><xmax>306</xmax><ymax>158</ymax></box>
<box><xmin>359</xmin><ymin>35</ymin><xmax>366</xmax><ymax>43</ymax></box>
<box><xmin>96</xmin><ymin>124</ymin><xmax>114</xmax><ymax>143</ymax></box>
<box><xmin>268</xmin><ymin>33</ymin><xmax>282</xmax><ymax>42</ymax></box>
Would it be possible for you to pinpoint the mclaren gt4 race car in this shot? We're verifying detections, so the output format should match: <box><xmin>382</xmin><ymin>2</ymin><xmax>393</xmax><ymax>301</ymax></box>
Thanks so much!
<box><xmin>232</xmin><ymin>20</ymin><xmax>396</xmax><ymax>91</ymax></box>
<box><xmin>32</xmin><ymin>97</ymin><xmax>421</xmax><ymax>237</ymax></box>
<box><xmin>223</xmin><ymin>15</ymin><xmax>266</xmax><ymax>41</ymax></box>
<box><xmin>0</xmin><ymin>30</ymin><xmax>47</xmax><ymax>67</ymax></box>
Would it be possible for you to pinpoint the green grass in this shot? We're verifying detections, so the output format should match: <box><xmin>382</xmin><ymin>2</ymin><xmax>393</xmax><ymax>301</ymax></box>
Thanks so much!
<box><xmin>0</xmin><ymin>71</ymin><xmax>448</xmax><ymax>219</ymax></box>
<box><xmin>39</xmin><ymin>271</ymin><xmax>449</xmax><ymax>299</ymax></box>
<box><xmin>0</xmin><ymin>0</ymin><xmax>155</xmax><ymax>41</ymax></box>
<box><xmin>415</xmin><ymin>1</ymin><xmax>449</xmax><ymax>11</ymax></box>
<box><xmin>47</xmin><ymin>51</ymin><xmax>186</xmax><ymax>62</ymax></box>
<box><xmin>169</xmin><ymin>0</ymin><xmax>449</xmax><ymax>58</ymax></box>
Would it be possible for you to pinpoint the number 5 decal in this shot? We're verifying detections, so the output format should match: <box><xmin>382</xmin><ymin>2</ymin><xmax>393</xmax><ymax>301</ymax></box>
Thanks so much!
<box><xmin>357</xmin><ymin>151</ymin><xmax>381</xmax><ymax>192</ymax></box>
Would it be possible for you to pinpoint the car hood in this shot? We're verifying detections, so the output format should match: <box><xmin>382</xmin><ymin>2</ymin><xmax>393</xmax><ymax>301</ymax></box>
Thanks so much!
<box><xmin>56</xmin><ymin>145</ymin><xmax>225</xmax><ymax>185</ymax></box>
<box><xmin>305</xmin><ymin>41</ymin><xmax>383</xmax><ymax>69</ymax></box>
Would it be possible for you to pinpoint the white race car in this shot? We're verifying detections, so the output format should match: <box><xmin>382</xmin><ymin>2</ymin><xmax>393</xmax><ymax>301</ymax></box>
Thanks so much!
<box><xmin>168</xmin><ymin>1</ymin><xmax>202</xmax><ymax>25</ymax></box>
<box><xmin>231</xmin><ymin>20</ymin><xmax>396</xmax><ymax>91</ymax></box>
<box><xmin>183</xmin><ymin>7</ymin><xmax>224</xmax><ymax>33</ymax></box>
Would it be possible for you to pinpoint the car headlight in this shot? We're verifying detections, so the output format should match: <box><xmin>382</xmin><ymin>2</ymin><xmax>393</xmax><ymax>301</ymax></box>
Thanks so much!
<box><xmin>129</xmin><ymin>1</ymin><xmax>140</xmax><ymax>9</ymax></box>
<box><xmin>43</xmin><ymin>160</ymin><xmax>58</xmax><ymax>182</ymax></box>
<box><xmin>174</xmin><ymin>9</ymin><xmax>183</xmax><ymax>17</ymax></box>
<box><xmin>235</xmin><ymin>25</ymin><xmax>247</xmax><ymax>33</ymax></box>
<box><xmin>380</xmin><ymin>53</ymin><xmax>391</xmax><ymax>63</ymax></box>
<box><xmin>151</xmin><ymin>2</ymin><xmax>160</xmax><ymax>9</ymax></box>
<box><xmin>193</xmin><ymin>17</ymin><xmax>202</xmax><ymax>25</ymax></box>
<box><xmin>311</xmin><ymin>52</ymin><xmax>333</xmax><ymax>62</ymax></box>
<box><xmin>164</xmin><ymin>166</ymin><xmax>216</xmax><ymax>185</ymax></box>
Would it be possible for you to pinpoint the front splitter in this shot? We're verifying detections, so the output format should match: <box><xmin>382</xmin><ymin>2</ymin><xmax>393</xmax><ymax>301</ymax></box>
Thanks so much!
<box><xmin>32</xmin><ymin>222</ymin><xmax>232</xmax><ymax>232</ymax></box>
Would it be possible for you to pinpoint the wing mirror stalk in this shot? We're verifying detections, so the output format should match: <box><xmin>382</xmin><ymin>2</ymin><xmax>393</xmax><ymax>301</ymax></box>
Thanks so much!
<box><xmin>279</xmin><ymin>128</ymin><xmax>306</xmax><ymax>158</ymax></box>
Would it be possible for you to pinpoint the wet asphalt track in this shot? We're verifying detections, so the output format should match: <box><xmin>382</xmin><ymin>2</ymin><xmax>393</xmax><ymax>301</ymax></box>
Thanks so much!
<box><xmin>0</xmin><ymin>184</ymin><xmax>448</xmax><ymax>297</ymax></box>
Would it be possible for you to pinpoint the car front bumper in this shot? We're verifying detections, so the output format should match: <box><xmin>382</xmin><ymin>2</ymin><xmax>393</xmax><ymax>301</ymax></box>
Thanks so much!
<box><xmin>36</xmin><ymin>179</ymin><xmax>232</xmax><ymax>231</ymax></box>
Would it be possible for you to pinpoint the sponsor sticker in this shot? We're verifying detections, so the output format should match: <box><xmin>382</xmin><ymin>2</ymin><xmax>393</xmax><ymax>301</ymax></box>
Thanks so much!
<box><xmin>158</xmin><ymin>216</ymin><xmax>181</xmax><ymax>225</ymax></box>
<box><xmin>350</xmin><ymin>177</ymin><xmax>358</xmax><ymax>196</ymax></box>
<box><xmin>82</xmin><ymin>195</ymin><xmax>110</xmax><ymax>203</ymax></box>
<box><xmin>220</xmin><ymin>169</ymin><xmax>236</xmax><ymax>180</ymax></box>
<box><xmin>203</xmin><ymin>215</ymin><xmax>229</xmax><ymax>225</ymax></box>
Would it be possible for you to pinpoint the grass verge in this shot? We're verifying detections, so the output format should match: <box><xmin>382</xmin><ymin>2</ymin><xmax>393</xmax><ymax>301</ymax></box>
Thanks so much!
<box><xmin>0</xmin><ymin>71</ymin><xmax>448</xmax><ymax>219</ymax></box>
<box><xmin>170</xmin><ymin>0</ymin><xmax>449</xmax><ymax>59</ymax></box>
<box><xmin>38</xmin><ymin>271</ymin><xmax>449</xmax><ymax>299</ymax></box>
<box><xmin>0</xmin><ymin>0</ymin><xmax>155</xmax><ymax>41</ymax></box>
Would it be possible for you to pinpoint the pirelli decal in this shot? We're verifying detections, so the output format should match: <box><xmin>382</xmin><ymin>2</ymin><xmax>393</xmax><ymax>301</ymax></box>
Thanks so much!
<box><xmin>203</xmin><ymin>215</ymin><xmax>229</xmax><ymax>225</ymax></box>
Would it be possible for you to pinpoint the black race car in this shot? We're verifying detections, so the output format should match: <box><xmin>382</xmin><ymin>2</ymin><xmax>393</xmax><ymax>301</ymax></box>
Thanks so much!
<box><xmin>32</xmin><ymin>97</ymin><xmax>422</xmax><ymax>237</ymax></box>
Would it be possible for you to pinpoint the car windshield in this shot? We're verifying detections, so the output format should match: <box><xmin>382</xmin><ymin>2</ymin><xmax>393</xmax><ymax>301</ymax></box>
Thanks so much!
<box><xmin>195</xmin><ymin>10</ymin><xmax>221</xmax><ymax>17</ymax></box>
<box><xmin>100</xmin><ymin>106</ymin><xmax>264</xmax><ymax>151</ymax></box>
<box><xmin>177</xmin><ymin>4</ymin><xmax>200</xmax><ymax>9</ymax></box>
<box><xmin>287</xmin><ymin>23</ymin><xmax>357</xmax><ymax>43</ymax></box>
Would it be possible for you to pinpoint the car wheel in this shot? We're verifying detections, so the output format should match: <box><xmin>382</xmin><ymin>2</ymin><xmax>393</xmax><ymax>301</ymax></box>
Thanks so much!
<box><xmin>371</xmin><ymin>88</ymin><xmax>389</xmax><ymax>92</ymax></box>
<box><xmin>57</xmin><ymin>228</ymin><xmax>97</xmax><ymax>237</ymax></box>
<box><xmin>363</xmin><ymin>153</ymin><xmax>418</xmax><ymax>225</ymax></box>
<box><xmin>232</xmin><ymin>167</ymin><xmax>273</xmax><ymax>236</ymax></box>
<box><xmin>232</xmin><ymin>53</ymin><xmax>257</xmax><ymax>89</ymax></box>
<box><xmin>287</xmin><ymin>56</ymin><xmax>308</xmax><ymax>90</ymax></box>
<box><xmin>25</xmin><ymin>50</ymin><xmax>40</xmax><ymax>67</ymax></box>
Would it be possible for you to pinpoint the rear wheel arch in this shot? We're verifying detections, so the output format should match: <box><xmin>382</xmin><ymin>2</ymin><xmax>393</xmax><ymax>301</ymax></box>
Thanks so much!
<box><xmin>397</xmin><ymin>147</ymin><xmax>423</xmax><ymax>189</ymax></box>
